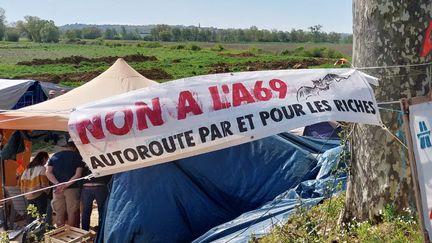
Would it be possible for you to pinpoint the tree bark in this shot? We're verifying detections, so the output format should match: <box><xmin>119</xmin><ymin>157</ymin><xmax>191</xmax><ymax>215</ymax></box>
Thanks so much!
<box><xmin>344</xmin><ymin>0</ymin><xmax>432</xmax><ymax>222</ymax></box>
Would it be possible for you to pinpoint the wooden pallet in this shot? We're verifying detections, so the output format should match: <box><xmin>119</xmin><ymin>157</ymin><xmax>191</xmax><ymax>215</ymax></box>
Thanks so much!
<box><xmin>44</xmin><ymin>225</ymin><xmax>93</xmax><ymax>243</ymax></box>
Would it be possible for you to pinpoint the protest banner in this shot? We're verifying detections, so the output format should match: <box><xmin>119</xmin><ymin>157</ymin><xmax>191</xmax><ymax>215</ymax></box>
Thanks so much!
<box><xmin>68</xmin><ymin>68</ymin><xmax>381</xmax><ymax>176</ymax></box>
<box><xmin>402</xmin><ymin>97</ymin><xmax>432</xmax><ymax>241</ymax></box>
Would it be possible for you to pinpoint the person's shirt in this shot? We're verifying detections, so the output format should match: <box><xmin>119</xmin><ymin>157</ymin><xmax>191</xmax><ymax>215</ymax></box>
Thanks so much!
<box><xmin>20</xmin><ymin>165</ymin><xmax>50</xmax><ymax>200</ymax></box>
<box><xmin>48</xmin><ymin>150</ymin><xmax>85</xmax><ymax>188</ymax></box>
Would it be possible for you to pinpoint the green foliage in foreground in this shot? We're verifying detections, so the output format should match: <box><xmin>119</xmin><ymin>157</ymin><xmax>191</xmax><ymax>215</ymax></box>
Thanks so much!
<box><xmin>259</xmin><ymin>194</ymin><xmax>422</xmax><ymax>243</ymax></box>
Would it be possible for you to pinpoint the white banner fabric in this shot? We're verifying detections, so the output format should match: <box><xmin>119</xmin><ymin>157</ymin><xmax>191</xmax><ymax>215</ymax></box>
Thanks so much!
<box><xmin>409</xmin><ymin>101</ymin><xmax>432</xmax><ymax>237</ymax></box>
<box><xmin>68</xmin><ymin>69</ymin><xmax>381</xmax><ymax>176</ymax></box>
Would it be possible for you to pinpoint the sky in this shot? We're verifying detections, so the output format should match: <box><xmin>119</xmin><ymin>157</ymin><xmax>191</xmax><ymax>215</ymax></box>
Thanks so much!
<box><xmin>1</xmin><ymin>0</ymin><xmax>353</xmax><ymax>33</ymax></box>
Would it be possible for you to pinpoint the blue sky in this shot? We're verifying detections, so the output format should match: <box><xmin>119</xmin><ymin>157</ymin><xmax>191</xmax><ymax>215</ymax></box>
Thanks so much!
<box><xmin>1</xmin><ymin>0</ymin><xmax>352</xmax><ymax>33</ymax></box>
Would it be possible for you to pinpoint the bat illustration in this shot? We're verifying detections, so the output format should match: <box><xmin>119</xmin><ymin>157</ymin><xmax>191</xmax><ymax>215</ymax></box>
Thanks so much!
<box><xmin>296</xmin><ymin>74</ymin><xmax>350</xmax><ymax>101</ymax></box>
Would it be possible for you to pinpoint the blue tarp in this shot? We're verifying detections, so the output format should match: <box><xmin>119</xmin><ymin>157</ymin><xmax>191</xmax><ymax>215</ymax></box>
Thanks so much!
<box><xmin>99</xmin><ymin>133</ymin><xmax>342</xmax><ymax>243</ymax></box>
<box><xmin>195</xmin><ymin>146</ymin><xmax>346</xmax><ymax>242</ymax></box>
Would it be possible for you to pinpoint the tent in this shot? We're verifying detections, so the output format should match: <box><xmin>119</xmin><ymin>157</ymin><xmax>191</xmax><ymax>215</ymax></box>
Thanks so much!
<box><xmin>39</xmin><ymin>82</ymin><xmax>73</xmax><ymax>97</ymax></box>
<box><xmin>0</xmin><ymin>58</ymin><xmax>157</xmax><ymax>131</ymax></box>
<box><xmin>0</xmin><ymin>79</ymin><xmax>47</xmax><ymax>110</ymax></box>
<box><xmin>99</xmin><ymin>133</ymin><xmax>342</xmax><ymax>242</ymax></box>
<box><xmin>303</xmin><ymin>121</ymin><xmax>342</xmax><ymax>139</ymax></box>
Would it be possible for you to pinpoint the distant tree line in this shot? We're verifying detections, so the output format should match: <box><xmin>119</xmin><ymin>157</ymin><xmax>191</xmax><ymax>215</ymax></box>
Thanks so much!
<box><xmin>0</xmin><ymin>8</ymin><xmax>60</xmax><ymax>43</ymax></box>
<box><xmin>0</xmin><ymin>7</ymin><xmax>352</xmax><ymax>44</ymax></box>
<box><xmin>63</xmin><ymin>26</ymin><xmax>141</xmax><ymax>41</ymax></box>
<box><xmin>148</xmin><ymin>24</ymin><xmax>352</xmax><ymax>43</ymax></box>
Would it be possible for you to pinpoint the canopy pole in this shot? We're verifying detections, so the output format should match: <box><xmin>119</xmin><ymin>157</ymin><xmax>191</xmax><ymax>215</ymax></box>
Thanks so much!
<box><xmin>0</xmin><ymin>130</ymin><xmax>8</xmax><ymax>230</ymax></box>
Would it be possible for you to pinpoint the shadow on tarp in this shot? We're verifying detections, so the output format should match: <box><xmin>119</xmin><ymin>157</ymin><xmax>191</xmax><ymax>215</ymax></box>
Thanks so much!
<box><xmin>98</xmin><ymin>133</ymin><xmax>342</xmax><ymax>243</ymax></box>
<box><xmin>194</xmin><ymin>146</ymin><xmax>346</xmax><ymax>243</ymax></box>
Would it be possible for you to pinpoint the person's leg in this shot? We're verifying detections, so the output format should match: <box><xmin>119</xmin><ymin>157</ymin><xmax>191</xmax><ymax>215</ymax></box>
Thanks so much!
<box><xmin>81</xmin><ymin>187</ymin><xmax>95</xmax><ymax>230</ymax></box>
<box><xmin>63</xmin><ymin>188</ymin><xmax>81</xmax><ymax>227</ymax></box>
<box><xmin>32</xmin><ymin>193</ymin><xmax>48</xmax><ymax>216</ymax></box>
<box><xmin>94</xmin><ymin>187</ymin><xmax>109</xmax><ymax>228</ymax></box>
<box><xmin>51</xmin><ymin>192</ymin><xmax>66</xmax><ymax>227</ymax></box>
<box><xmin>45</xmin><ymin>197</ymin><xmax>53</xmax><ymax>225</ymax></box>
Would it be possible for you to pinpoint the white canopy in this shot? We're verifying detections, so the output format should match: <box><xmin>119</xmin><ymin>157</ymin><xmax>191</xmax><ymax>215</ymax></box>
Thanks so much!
<box><xmin>0</xmin><ymin>58</ymin><xmax>158</xmax><ymax>131</ymax></box>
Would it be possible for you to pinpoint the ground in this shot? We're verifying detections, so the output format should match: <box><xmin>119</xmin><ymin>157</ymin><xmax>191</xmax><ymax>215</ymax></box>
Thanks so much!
<box><xmin>0</xmin><ymin>40</ymin><xmax>351</xmax><ymax>87</ymax></box>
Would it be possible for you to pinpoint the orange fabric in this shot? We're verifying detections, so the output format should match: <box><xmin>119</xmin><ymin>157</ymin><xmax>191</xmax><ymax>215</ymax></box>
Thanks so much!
<box><xmin>1</xmin><ymin>130</ymin><xmax>32</xmax><ymax>188</ymax></box>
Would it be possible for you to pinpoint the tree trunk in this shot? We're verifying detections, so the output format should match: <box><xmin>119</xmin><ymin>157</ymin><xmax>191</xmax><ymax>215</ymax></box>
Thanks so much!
<box><xmin>344</xmin><ymin>0</ymin><xmax>432</xmax><ymax>223</ymax></box>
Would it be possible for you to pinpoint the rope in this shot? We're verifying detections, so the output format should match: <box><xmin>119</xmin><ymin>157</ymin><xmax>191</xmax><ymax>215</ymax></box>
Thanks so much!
<box><xmin>378</xmin><ymin>107</ymin><xmax>406</xmax><ymax>114</ymax></box>
<box><xmin>381</xmin><ymin>124</ymin><xmax>408</xmax><ymax>150</ymax></box>
<box><xmin>0</xmin><ymin>174</ymin><xmax>94</xmax><ymax>204</ymax></box>
<box><xmin>377</xmin><ymin>101</ymin><xmax>401</xmax><ymax>105</ymax></box>
<box><xmin>355</xmin><ymin>62</ymin><xmax>432</xmax><ymax>70</ymax></box>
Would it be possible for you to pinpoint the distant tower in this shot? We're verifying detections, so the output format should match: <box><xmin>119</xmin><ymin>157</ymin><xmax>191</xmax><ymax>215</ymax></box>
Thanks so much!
<box><xmin>198</xmin><ymin>23</ymin><xmax>200</xmax><ymax>28</ymax></box>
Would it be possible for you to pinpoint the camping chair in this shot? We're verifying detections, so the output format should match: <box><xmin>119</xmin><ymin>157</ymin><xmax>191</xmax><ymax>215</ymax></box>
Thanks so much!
<box><xmin>4</xmin><ymin>186</ymin><xmax>27</xmax><ymax>229</ymax></box>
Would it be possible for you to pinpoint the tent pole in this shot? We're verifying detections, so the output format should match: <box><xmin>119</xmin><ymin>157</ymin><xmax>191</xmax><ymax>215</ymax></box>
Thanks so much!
<box><xmin>0</xmin><ymin>130</ymin><xmax>7</xmax><ymax>230</ymax></box>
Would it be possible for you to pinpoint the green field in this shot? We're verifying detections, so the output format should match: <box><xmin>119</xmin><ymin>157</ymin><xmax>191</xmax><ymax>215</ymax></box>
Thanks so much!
<box><xmin>0</xmin><ymin>40</ymin><xmax>352</xmax><ymax>86</ymax></box>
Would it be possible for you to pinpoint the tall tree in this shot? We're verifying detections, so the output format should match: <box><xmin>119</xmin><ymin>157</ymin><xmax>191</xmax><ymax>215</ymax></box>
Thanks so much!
<box><xmin>0</xmin><ymin>8</ymin><xmax>5</xmax><ymax>40</ymax></box>
<box><xmin>344</xmin><ymin>0</ymin><xmax>432</xmax><ymax>223</ymax></box>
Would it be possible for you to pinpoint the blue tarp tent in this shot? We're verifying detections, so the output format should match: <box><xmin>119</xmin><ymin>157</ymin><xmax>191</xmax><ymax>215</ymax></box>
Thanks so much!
<box><xmin>0</xmin><ymin>79</ymin><xmax>47</xmax><ymax>110</ymax></box>
<box><xmin>99</xmin><ymin>133</ymin><xmax>342</xmax><ymax>243</ymax></box>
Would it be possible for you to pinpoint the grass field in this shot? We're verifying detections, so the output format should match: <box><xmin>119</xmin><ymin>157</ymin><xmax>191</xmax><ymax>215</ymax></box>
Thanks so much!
<box><xmin>0</xmin><ymin>40</ymin><xmax>352</xmax><ymax>86</ymax></box>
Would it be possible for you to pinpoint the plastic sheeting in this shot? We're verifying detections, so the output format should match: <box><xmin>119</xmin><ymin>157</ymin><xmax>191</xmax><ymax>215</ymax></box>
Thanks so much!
<box><xmin>0</xmin><ymin>79</ymin><xmax>35</xmax><ymax>110</ymax></box>
<box><xmin>195</xmin><ymin>146</ymin><xmax>345</xmax><ymax>242</ymax></box>
<box><xmin>0</xmin><ymin>79</ymin><xmax>47</xmax><ymax>110</ymax></box>
<box><xmin>99</xmin><ymin>133</ymin><xmax>341</xmax><ymax>243</ymax></box>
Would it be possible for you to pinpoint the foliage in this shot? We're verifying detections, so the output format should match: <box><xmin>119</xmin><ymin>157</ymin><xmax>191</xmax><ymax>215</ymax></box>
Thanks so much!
<box><xmin>147</xmin><ymin>24</ymin><xmax>350</xmax><ymax>43</ymax></box>
<box><xmin>16</xmin><ymin>16</ymin><xmax>59</xmax><ymax>43</ymax></box>
<box><xmin>5</xmin><ymin>28</ymin><xmax>20</xmax><ymax>42</ymax></box>
<box><xmin>248</xmin><ymin>46</ymin><xmax>263</xmax><ymax>54</ymax></box>
<box><xmin>103</xmin><ymin>28</ymin><xmax>119</xmax><ymax>40</ymax></box>
<box><xmin>187</xmin><ymin>44</ymin><xmax>201</xmax><ymax>51</ymax></box>
<box><xmin>260</xmin><ymin>194</ymin><xmax>422</xmax><ymax>243</ymax></box>
<box><xmin>0</xmin><ymin>7</ymin><xmax>5</xmax><ymax>41</ymax></box>
<box><xmin>137</xmin><ymin>42</ymin><xmax>162</xmax><ymax>48</ymax></box>
<box><xmin>280</xmin><ymin>46</ymin><xmax>344</xmax><ymax>58</ymax></box>
<box><xmin>26</xmin><ymin>204</ymin><xmax>52</xmax><ymax>242</ymax></box>
<box><xmin>40</xmin><ymin>21</ymin><xmax>60</xmax><ymax>43</ymax></box>
<box><xmin>170</xmin><ymin>44</ymin><xmax>186</xmax><ymax>50</ymax></box>
<box><xmin>0</xmin><ymin>231</ymin><xmax>9</xmax><ymax>242</ymax></box>
<box><xmin>64</xmin><ymin>29</ymin><xmax>82</xmax><ymax>41</ymax></box>
<box><xmin>82</xmin><ymin>27</ymin><xmax>102</xmax><ymax>39</ymax></box>
<box><xmin>210</xmin><ymin>44</ymin><xmax>225</xmax><ymax>52</ymax></box>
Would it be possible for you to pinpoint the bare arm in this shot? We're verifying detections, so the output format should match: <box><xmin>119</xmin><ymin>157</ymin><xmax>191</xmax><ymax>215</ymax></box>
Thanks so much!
<box><xmin>46</xmin><ymin>165</ymin><xmax>59</xmax><ymax>185</ymax></box>
<box><xmin>64</xmin><ymin>167</ymin><xmax>83</xmax><ymax>188</ymax></box>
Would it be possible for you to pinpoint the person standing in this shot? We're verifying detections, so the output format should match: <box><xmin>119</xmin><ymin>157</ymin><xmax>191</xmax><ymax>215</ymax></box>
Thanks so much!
<box><xmin>20</xmin><ymin>152</ymin><xmax>50</xmax><ymax>221</ymax></box>
<box><xmin>46</xmin><ymin>139</ymin><xmax>84</xmax><ymax>227</ymax></box>
<box><xmin>81</xmin><ymin>166</ymin><xmax>111</xmax><ymax>231</ymax></box>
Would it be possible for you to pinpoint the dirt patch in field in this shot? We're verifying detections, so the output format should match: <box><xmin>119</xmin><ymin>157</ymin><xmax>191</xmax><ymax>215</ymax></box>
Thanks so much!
<box><xmin>16</xmin><ymin>54</ymin><xmax>158</xmax><ymax>66</ymax></box>
<box><xmin>14</xmin><ymin>68</ymin><xmax>172</xmax><ymax>83</ymax></box>
<box><xmin>220</xmin><ymin>52</ymin><xmax>256</xmax><ymax>58</ymax></box>
<box><xmin>209</xmin><ymin>63</ymin><xmax>232</xmax><ymax>73</ymax></box>
<box><xmin>208</xmin><ymin>58</ymin><xmax>331</xmax><ymax>74</ymax></box>
<box><xmin>138</xmin><ymin>68</ymin><xmax>173</xmax><ymax>80</ymax></box>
